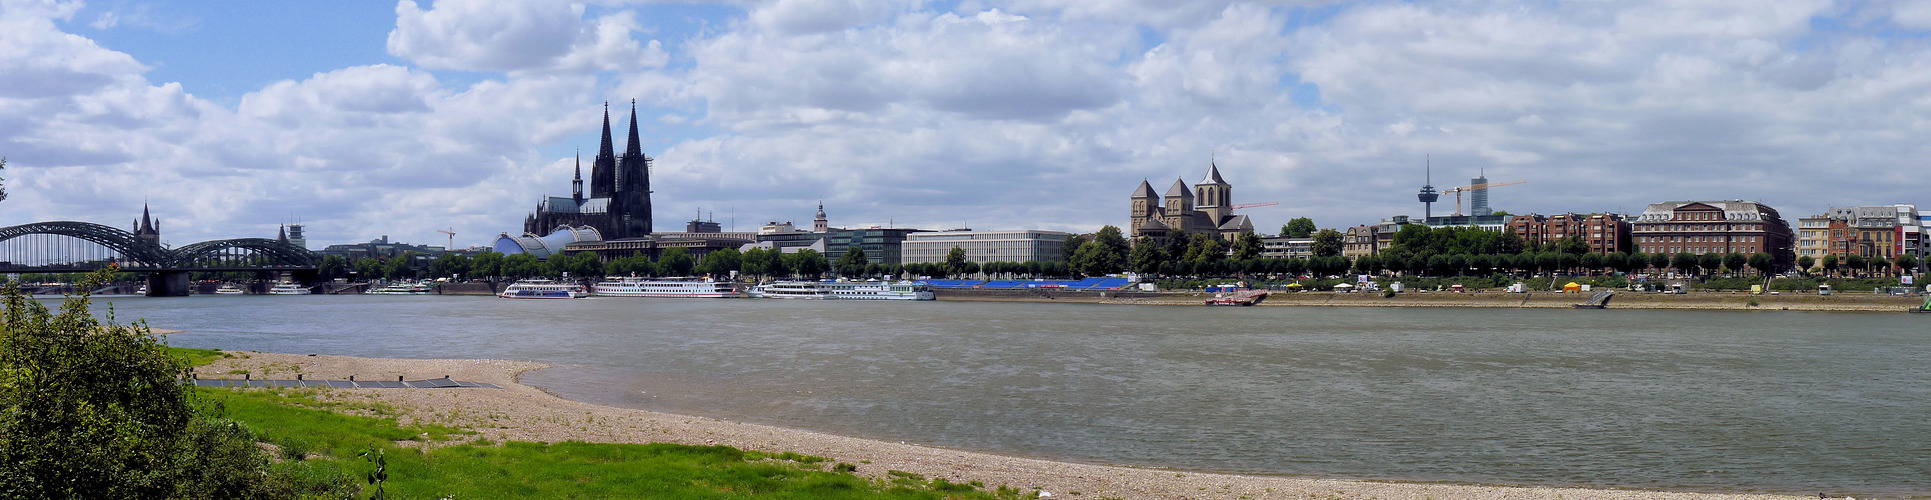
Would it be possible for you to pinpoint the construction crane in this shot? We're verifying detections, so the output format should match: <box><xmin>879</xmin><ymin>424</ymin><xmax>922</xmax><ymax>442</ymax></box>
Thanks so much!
<box><xmin>437</xmin><ymin>228</ymin><xmax>455</xmax><ymax>249</ymax></box>
<box><xmin>1229</xmin><ymin>201</ymin><xmax>1278</xmax><ymax>209</ymax></box>
<box><xmin>1440</xmin><ymin>180</ymin><xmax>1526</xmax><ymax>216</ymax></box>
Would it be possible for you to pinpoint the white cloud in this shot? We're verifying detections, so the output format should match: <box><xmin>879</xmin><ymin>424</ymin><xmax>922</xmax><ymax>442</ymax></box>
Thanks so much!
<box><xmin>389</xmin><ymin>0</ymin><xmax>582</xmax><ymax>72</ymax></box>
<box><xmin>388</xmin><ymin>0</ymin><xmax>667</xmax><ymax>75</ymax></box>
<box><xmin>749</xmin><ymin>0</ymin><xmax>907</xmax><ymax>36</ymax></box>
<box><xmin>1895</xmin><ymin>1</ymin><xmax>1931</xmax><ymax>29</ymax></box>
<box><xmin>6</xmin><ymin>0</ymin><xmax>1931</xmax><ymax>251</ymax></box>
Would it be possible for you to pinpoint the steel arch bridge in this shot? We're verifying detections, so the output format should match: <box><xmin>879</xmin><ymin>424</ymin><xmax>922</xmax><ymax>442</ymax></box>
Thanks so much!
<box><xmin>173</xmin><ymin>238</ymin><xmax>317</xmax><ymax>268</ymax></box>
<box><xmin>0</xmin><ymin>221</ymin><xmax>173</xmax><ymax>266</ymax></box>
<box><xmin>0</xmin><ymin>221</ymin><xmax>316</xmax><ymax>270</ymax></box>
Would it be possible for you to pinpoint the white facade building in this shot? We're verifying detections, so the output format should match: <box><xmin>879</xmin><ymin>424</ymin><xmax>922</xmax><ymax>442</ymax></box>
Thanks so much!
<box><xmin>901</xmin><ymin>230</ymin><xmax>1073</xmax><ymax>264</ymax></box>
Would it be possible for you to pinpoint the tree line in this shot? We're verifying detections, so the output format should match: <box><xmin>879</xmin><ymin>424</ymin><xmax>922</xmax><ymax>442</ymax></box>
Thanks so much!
<box><xmin>310</xmin><ymin>223</ymin><xmax>1919</xmax><ymax>284</ymax></box>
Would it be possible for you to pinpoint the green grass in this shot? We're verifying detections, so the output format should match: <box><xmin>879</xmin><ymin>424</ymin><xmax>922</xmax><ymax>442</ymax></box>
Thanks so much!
<box><xmin>167</xmin><ymin>346</ymin><xmax>230</xmax><ymax>367</ymax></box>
<box><xmin>205</xmin><ymin>387</ymin><xmax>1030</xmax><ymax>499</ymax></box>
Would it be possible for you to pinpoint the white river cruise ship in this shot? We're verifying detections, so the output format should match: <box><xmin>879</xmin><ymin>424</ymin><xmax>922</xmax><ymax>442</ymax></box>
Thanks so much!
<box><xmin>497</xmin><ymin>279</ymin><xmax>588</xmax><ymax>299</ymax></box>
<box><xmin>592</xmin><ymin>277</ymin><xmax>739</xmax><ymax>298</ymax></box>
<box><xmin>748</xmin><ymin>280</ymin><xmax>934</xmax><ymax>300</ymax></box>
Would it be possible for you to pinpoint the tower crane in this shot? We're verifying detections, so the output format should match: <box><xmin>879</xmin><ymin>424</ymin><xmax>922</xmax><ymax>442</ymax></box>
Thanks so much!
<box><xmin>1229</xmin><ymin>201</ymin><xmax>1278</xmax><ymax>210</ymax></box>
<box><xmin>437</xmin><ymin>228</ymin><xmax>455</xmax><ymax>249</ymax></box>
<box><xmin>1440</xmin><ymin>180</ymin><xmax>1526</xmax><ymax>216</ymax></box>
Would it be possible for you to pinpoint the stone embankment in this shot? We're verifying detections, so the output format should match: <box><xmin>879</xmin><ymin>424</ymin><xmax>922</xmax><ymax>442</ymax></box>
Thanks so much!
<box><xmin>935</xmin><ymin>287</ymin><xmax>1921</xmax><ymax>312</ymax></box>
<box><xmin>433</xmin><ymin>282</ymin><xmax>499</xmax><ymax>296</ymax></box>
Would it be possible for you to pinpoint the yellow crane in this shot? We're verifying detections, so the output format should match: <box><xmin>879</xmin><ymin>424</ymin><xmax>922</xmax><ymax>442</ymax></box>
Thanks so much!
<box><xmin>437</xmin><ymin>228</ymin><xmax>455</xmax><ymax>249</ymax></box>
<box><xmin>1440</xmin><ymin>180</ymin><xmax>1526</xmax><ymax>216</ymax></box>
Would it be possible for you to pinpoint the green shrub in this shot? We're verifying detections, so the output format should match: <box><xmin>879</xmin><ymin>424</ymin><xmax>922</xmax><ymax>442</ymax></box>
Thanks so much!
<box><xmin>0</xmin><ymin>269</ymin><xmax>291</xmax><ymax>499</ymax></box>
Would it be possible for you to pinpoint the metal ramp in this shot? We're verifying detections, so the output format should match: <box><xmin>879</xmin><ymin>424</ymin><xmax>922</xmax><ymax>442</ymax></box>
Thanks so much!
<box><xmin>1575</xmin><ymin>291</ymin><xmax>1614</xmax><ymax>309</ymax></box>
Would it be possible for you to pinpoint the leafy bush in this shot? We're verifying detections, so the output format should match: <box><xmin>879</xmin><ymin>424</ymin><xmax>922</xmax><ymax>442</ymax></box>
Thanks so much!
<box><xmin>0</xmin><ymin>269</ymin><xmax>291</xmax><ymax>499</ymax></box>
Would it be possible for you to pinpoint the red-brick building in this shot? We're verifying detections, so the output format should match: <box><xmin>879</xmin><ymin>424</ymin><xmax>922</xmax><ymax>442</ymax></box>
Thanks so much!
<box><xmin>1630</xmin><ymin>200</ymin><xmax>1795</xmax><ymax>268</ymax></box>
<box><xmin>1506</xmin><ymin>213</ymin><xmax>1630</xmax><ymax>254</ymax></box>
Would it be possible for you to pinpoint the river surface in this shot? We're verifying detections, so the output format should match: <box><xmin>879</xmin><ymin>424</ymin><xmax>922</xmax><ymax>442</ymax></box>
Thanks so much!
<box><xmin>79</xmin><ymin>294</ymin><xmax>1931</xmax><ymax>497</ymax></box>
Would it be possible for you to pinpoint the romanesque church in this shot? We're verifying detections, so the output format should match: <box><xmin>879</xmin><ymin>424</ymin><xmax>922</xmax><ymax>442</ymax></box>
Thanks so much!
<box><xmin>1129</xmin><ymin>162</ymin><xmax>1254</xmax><ymax>245</ymax></box>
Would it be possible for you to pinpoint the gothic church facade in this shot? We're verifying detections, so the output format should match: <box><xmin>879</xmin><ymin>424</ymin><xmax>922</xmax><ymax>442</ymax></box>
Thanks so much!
<box><xmin>524</xmin><ymin>102</ymin><xmax>654</xmax><ymax>240</ymax></box>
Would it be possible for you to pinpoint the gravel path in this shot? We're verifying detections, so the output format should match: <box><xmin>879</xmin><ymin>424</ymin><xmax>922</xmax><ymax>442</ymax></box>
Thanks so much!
<box><xmin>199</xmin><ymin>351</ymin><xmax>1817</xmax><ymax>500</ymax></box>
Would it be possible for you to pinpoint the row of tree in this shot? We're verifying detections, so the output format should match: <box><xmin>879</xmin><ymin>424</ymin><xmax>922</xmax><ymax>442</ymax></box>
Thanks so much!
<box><xmin>1799</xmin><ymin>253</ymin><xmax>1920</xmax><ymax>278</ymax></box>
<box><xmin>319</xmin><ymin>246</ymin><xmax>841</xmax><ymax>282</ymax></box>
<box><xmin>312</xmin><ymin>222</ymin><xmax>1918</xmax><ymax>283</ymax></box>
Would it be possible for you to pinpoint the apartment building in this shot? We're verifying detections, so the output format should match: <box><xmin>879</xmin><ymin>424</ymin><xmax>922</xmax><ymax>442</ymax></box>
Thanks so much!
<box><xmin>1505</xmin><ymin>213</ymin><xmax>1630</xmax><ymax>254</ymax></box>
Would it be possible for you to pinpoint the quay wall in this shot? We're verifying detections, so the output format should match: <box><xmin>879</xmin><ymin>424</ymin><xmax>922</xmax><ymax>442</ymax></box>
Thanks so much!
<box><xmin>934</xmin><ymin>287</ymin><xmax>1922</xmax><ymax>311</ymax></box>
<box><xmin>435</xmin><ymin>282</ymin><xmax>500</xmax><ymax>296</ymax></box>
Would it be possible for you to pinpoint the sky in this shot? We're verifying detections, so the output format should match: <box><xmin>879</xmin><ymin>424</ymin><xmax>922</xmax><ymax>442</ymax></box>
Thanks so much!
<box><xmin>2</xmin><ymin>0</ymin><xmax>1930</xmax><ymax>249</ymax></box>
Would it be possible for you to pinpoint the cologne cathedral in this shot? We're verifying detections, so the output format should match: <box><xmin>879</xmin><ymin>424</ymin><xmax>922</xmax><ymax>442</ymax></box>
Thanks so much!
<box><xmin>523</xmin><ymin>102</ymin><xmax>654</xmax><ymax>240</ymax></box>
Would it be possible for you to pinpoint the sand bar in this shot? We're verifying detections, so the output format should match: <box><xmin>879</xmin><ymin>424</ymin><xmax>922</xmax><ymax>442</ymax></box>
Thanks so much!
<box><xmin>191</xmin><ymin>351</ymin><xmax>1826</xmax><ymax>500</ymax></box>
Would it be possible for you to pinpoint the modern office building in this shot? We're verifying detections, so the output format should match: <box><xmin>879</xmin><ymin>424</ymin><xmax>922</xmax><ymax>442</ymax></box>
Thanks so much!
<box><xmin>824</xmin><ymin>227</ymin><xmax>925</xmax><ymax>265</ymax></box>
<box><xmin>902</xmin><ymin>230</ymin><xmax>1072</xmax><ymax>264</ymax></box>
<box><xmin>1263</xmin><ymin>235</ymin><xmax>1316</xmax><ymax>259</ymax></box>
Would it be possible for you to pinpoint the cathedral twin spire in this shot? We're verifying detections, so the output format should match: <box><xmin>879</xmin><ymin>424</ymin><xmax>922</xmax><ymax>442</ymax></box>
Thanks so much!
<box><xmin>545</xmin><ymin>99</ymin><xmax>652</xmax><ymax>239</ymax></box>
<box><xmin>590</xmin><ymin>100</ymin><xmax>650</xmax><ymax>198</ymax></box>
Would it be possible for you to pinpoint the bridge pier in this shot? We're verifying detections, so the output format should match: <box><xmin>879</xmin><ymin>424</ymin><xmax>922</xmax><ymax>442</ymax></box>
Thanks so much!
<box><xmin>146</xmin><ymin>271</ymin><xmax>190</xmax><ymax>297</ymax></box>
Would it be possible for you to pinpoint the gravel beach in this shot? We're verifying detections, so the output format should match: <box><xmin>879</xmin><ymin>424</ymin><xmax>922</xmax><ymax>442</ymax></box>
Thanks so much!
<box><xmin>194</xmin><ymin>351</ymin><xmax>1821</xmax><ymax>500</ymax></box>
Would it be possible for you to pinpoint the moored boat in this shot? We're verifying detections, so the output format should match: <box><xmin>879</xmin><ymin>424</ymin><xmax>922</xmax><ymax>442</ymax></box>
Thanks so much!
<box><xmin>750</xmin><ymin>280</ymin><xmax>933</xmax><ymax>300</ymax></box>
<box><xmin>1205</xmin><ymin>290</ymin><xmax>1268</xmax><ymax>306</ymax></box>
<box><xmin>497</xmin><ymin>279</ymin><xmax>588</xmax><ymax>299</ymax></box>
<box><xmin>213</xmin><ymin>283</ymin><xmax>246</xmax><ymax>295</ymax></box>
<box><xmin>366</xmin><ymin>282</ymin><xmax>434</xmax><ymax>295</ymax></box>
<box><xmin>593</xmin><ymin>276</ymin><xmax>738</xmax><ymax>298</ymax></box>
<box><xmin>267</xmin><ymin>282</ymin><xmax>312</xmax><ymax>295</ymax></box>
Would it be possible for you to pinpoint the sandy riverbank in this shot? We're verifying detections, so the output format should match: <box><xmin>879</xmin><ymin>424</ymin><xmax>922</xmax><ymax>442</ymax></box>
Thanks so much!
<box><xmin>197</xmin><ymin>351</ymin><xmax>1816</xmax><ymax>500</ymax></box>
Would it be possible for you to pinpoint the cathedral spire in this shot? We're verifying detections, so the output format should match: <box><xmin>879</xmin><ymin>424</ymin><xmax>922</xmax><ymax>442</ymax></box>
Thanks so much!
<box><xmin>572</xmin><ymin>148</ymin><xmax>583</xmax><ymax>203</ymax></box>
<box><xmin>591</xmin><ymin>101</ymin><xmax>617</xmax><ymax>198</ymax></box>
<box><xmin>625</xmin><ymin>99</ymin><xmax>643</xmax><ymax>158</ymax></box>
<box><xmin>599</xmin><ymin>102</ymin><xmax>615</xmax><ymax>159</ymax></box>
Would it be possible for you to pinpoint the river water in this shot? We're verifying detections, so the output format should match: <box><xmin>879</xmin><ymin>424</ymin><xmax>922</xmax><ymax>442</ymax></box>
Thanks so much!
<box><xmin>83</xmin><ymin>294</ymin><xmax>1931</xmax><ymax>497</ymax></box>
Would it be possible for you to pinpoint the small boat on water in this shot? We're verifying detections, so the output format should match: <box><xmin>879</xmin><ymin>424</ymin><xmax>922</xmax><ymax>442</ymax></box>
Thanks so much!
<box><xmin>497</xmin><ymin>279</ymin><xmax>588</xmax><ymax>299</ymax></box>
<box><xmin>267</xmin><ymin>282</ymin><xmax>312</xmax><ymax>295</ymax></box>
<box><xmin>748</xmin><ymin>280</ymin><xmax>934</xmax><ymax>300</ymax></box>
<box><xmin>1911</xmin><ymin>295</ymin><xmax>1931</xmax><ymax>314</ymax></box>
<box><xmin>366</xmin><ymin>282</ymin><xmax>433</xmax><ymax>295</ymax></box>
<box><xmin>213</xmin><ymin>283</ymin><xmax>246</xmax><ymax>295</ymax></box>
<box><xmin>593</xmin><ymin>276</ymin><xmax>738</xmax><ymax>298</ymax></box>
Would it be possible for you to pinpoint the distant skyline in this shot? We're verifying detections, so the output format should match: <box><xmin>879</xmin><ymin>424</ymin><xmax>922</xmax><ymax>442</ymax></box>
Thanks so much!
<box><xmin>2</xmin><ymin>0</ymin><xmax>1929</xmax><ymax>248</ymax></box>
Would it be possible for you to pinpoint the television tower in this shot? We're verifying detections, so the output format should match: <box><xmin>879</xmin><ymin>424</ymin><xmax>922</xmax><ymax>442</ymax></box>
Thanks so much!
<box><xmin>1417</xmin><ymin>155</ymin><xmax>1439</xmax><ymax>223</ymax></box>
